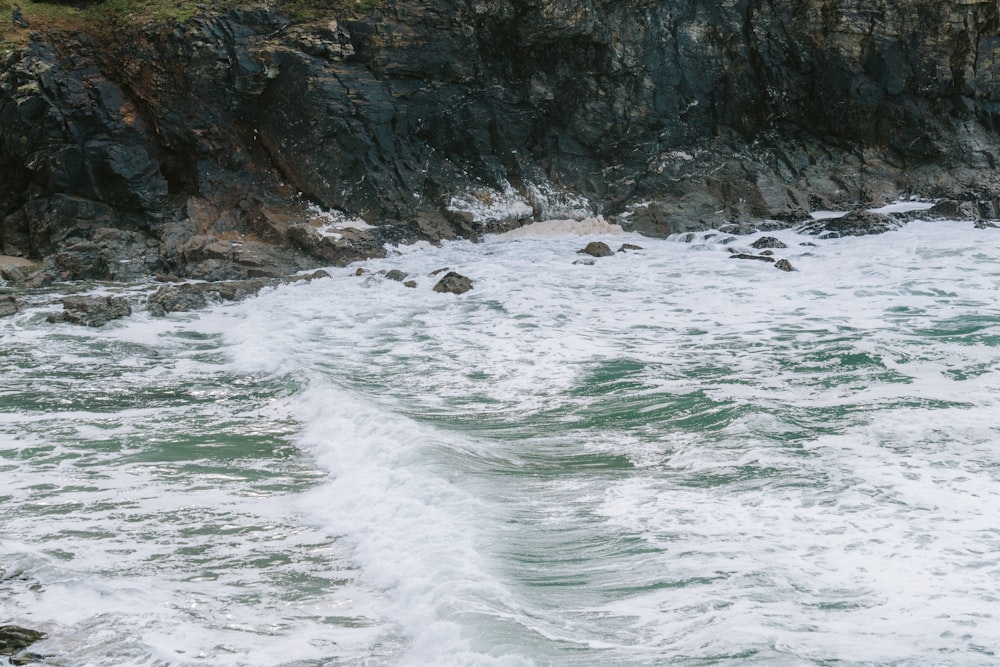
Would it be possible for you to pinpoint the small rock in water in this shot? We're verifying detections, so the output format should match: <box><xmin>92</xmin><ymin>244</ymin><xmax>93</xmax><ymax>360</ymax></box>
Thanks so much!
<box><xmin>974</xmin><ymin>220</ymin><xmax>999</xmax><ymax>229</ymax></box>
<box><xmin>433</xmin><ymin>271</ymin><xmax>473</xmax><ymax>294</ymax></box>
<box><xmin>385</xmin><ymin>269</ymin><xmax>408</xmax><ymax>282</ymax></box>
<box><xmin>573</xmin><ymin>257</ymin><xmax>597</xmax><ymax>265</ymax></box>
<box><xmin>751</xmin><ymin>236</ymin><xmax>787</xmax><ymax>249</ymax></box>
<box><xmin>0</xmin><ymin>295</ymin><xmax>19</xmax><ymax>318</ymax></box>
<box><xmin>48</xmin><ymin>295</ymin><xmax>131</xmax><ymax>327</ymax></box>
<box><xmin>730</xmin><ymin>253</ymin><xmax>776</xmax><ymax>263</ymax></box>
<box><xmin>799</xmin><ymin>241</ymin><xmax>818</xmax><ymax>247</ymax></box>
<box><xmin>355</xmin><ymin>267</ymin><xmax>368</xmax><ymax>276</ymax></box>
<box><xmin>430</xmin><ymin>267</ymin><xmax>450</xmax><ymax>276</ymax></box>
<box><xmin>618</xmin><ymin>243</ymin><xmax>644</xmax><ymax>252</ymax></box>
<box><xmin>576</xmin><ymin>241</ymin><xmax>614</xmax><ymax>257</ymax></box>
<box><xmin>775</xmin><ymin>259</ymin><xmax>795</xmax><ymax>272</ymax></box>
<box><xmin>403</xmin><ymin>280</ymin><xmax>417</xmax><ymax>288</ymax></box>
<box><xmin>0</xmin><ymin>625</ymin><xmax>45</xmax><ymax>657</ymax></box>
<box><xmin>759</xmin><ymin>249</ymin><xmax>774</xmax><ymax>256</ymax></box>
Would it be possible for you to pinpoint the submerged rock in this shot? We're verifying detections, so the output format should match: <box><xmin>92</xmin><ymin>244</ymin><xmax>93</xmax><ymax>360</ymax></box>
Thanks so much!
<box><xmin>0</xmin><ymin>625</ymin><xmax>44</xmax><ymax>657</ymax></box>
<box><xmin>47</xmin><ymin>295</ymin><xmax>131</xmax><ymax>327</ymax></box>
<box><xmin>147</xmin><ymin>271</ymin><xmax>329</xmax><ymax>316</ymax></box>
<box><xmin>577</xmin><ymin>242</ymin><xmax>614</xmax><ymax>257</ymax></box>
<box><xmin>798</xmin><ymin>211</ymin><xmax>902</xmax><ymax>238</ymax></box>
<box><xmin>0</xmin><ymin>295</ymin><xmax>19</xmax><ymax>318</ymax></box>
<box><xmin>729</xmin><ymin>253</ymin><xmax>776</xmax><ymax>263</ymax></box>
<box><xmin>618</xmin><ymin>243</ymin><xmax>644</xmax><ymax>252</ymax></box>
<box><xmin>433</xmin><ymin>272</ymin><xmax>473</xmax><ymax>295</ymax></box>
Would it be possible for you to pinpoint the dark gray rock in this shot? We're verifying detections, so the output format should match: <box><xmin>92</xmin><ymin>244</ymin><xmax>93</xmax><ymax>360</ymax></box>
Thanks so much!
<box><xmin>577</xmin><ymin>242</ymin><xmax>614</xmax><ymax>258</ymax></box>
<box><xmin>147</xmin><ymin>270</ymin><xmax>329</xmax><ymax>316</ymax></box>
<box><xmin>433</xmin><ymin>271</ymin><xmax>473</xmax><ymax>295</ymax></box>
<box><xmin>751</xmin><ymin>236</ymin><xmax>787</xmax><ymax>249</ymax></box>
<box><xmin>618</xmin><ymin>243</ymin><xmax>644</xmax><ymax>252</ymax></box>
<box><xmin>730</xmin><ymin>253</ymin><xmax>776</xmax><ymax>263</ymax></box>
<box><xmin>0</xmin><ymin>265</ymin><xmax>26</xmax><ymax>282</ymax></box>
<box><xmin>775</xmin><ymin>259</ymin><xmax>796</xmax><ymax>272</ymax></box>
<box><xmin>48</xmin><ymin>295</ymin><xmax>132</xmax><ymax>327</ymax></box>
<box><xmin>385</xmin><ymin>269</ymin><xmax>408</xmax><ymax>282</ymax></box>
<box><xmin>0</xmin><ymin>295</ymin><xmax>19</xmax><ymax>317</ymax></box>
<box><xmin>0</xmin><ymin>625</ymin><xmax>44</xmax><ymax>657</ymax></box>
<box><xmin>798</xmin><ymin>211</ymin><xmax>902</xmax><ymax>238</ymax></box>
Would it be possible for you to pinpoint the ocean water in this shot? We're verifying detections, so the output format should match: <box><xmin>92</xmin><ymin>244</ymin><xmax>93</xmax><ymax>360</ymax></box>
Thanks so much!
<box><xmin>2</xmin><ymin>218</ymin><xmax>1000</xmax><ymax>666</ymax></box>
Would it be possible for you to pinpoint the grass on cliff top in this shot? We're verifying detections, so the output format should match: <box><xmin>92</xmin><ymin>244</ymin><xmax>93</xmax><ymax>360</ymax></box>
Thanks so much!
<box><xmin>0</xmin><ymin>0</ymin><xmax>380</xmax><ymax>44</ymax></box>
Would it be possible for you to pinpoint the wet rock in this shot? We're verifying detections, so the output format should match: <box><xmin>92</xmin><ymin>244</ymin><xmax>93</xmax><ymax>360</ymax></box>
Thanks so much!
<box><xmin>430</xmin><ymin>267</ymin><xmax>450</xmax><ymax>276</ymax></box>
<box><xmin>751</xmin><ymin>236</ymin><xmax>787</xmax><ymax>249</ymax></box>
<box><xmin>1</xmin><ymin>265</ymin><xmax>26</xmax><ymax>282</ymax></box>
<box><xmin>759</xmin><ymin>249</ymin><xmax>774</xmax><ymax>256</ymax></box>
<box><xmin>974</xmin><ymin>220</ymin><xmax>1000</xmax><ymax>229</ymax></box>
<box><xmin>403</xmin><ymin>280</ymin><xmax>417</xmax><ymax>288</ymax></box>
<box><xmin>730</xmin><ymin>253</ymin><xmax>776</xmax><ymax>263</ymax></box>
<box><xmin>573</xmin><ymin>257</ymin><xmax>597</xmax><ymax>265</ymax></box>
<box><xmin>0</xmin><ymin>625</ymin><xmax>44</xmax><ymax>657</ymax></box>
<box><xmin>26</xmin><ymin>271</ymin><xmax>55</xmax><ymax>289</ymax></box>
<box><xmin>799</xmin><ymin>242</ymin><xmax>818</xmax><ymax>247</ymax></box>
<box><xmin>433</xmin><ymin>272</ymin><xmax>473</xmax><ymax>295</ymax></box>
<box><xmin>385</xmin><ymin>269</ymin><xmax>407</xmax><ymax>282</ymax></box>
<box><xmin>775</xmin><ymin>259</ymin><xmax>796</xmax><ymax>272</ymax></box>
<box><xmin>147</xmin><ymin>279</ymin><xmax>268</xmax><ymax>316</ymax></box>
<box><xmin>798</xmin><ymin>211</ymin><xmax>902</xmax><ymax>238</ymax></box>
<box><xmin>48</xmin><ymin>295</ymin><xmax>131</xmax><ymax>327</ymax></box>
<box><xmin>618</xmin><ymin>243</ymin><xmax>644</xmax><ymax>252</ymax></box>
<box><xmin>0</xmin><ymin>295</ymin><xmax>19</xmax><ymax>318</ymax></box>
<box><xmin>577</xmin><ymin>242</ymin><xmax>614</xmax><ymax>258</ymax></box>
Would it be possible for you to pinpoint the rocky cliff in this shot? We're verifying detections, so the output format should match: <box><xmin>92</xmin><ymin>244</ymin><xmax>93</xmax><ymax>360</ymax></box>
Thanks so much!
<box><xmin>3</xmin><ymin>0</ymin><xmax>1000</xmax><ymax>280</ymax></box>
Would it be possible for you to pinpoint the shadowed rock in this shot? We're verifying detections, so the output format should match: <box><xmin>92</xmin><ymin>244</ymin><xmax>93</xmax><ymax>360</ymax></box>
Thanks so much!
<box><xmin>775</xmin><ymin>259</ymin><xmax>795</xmax><ymax>271</ymax></box>
<box><xmin>751</xmin><ymin>236</ymin><xmax>787</xmax><ymax>249</ymax></box>
<box><xmin>798</xmin><ymin>211</ymin><xmax>901</xmax><ymax>238</ymax></box>
<box><xmin>577</xmin><ymin>242</ymin><xmax>614</xmax><ymax>257</ymax></box>
<box><xmin>47</xmin><ymin>295</ymin><xmax>131</xmax><ymax>327</ymax></box>
<box><xmin>0</xmin><ymin>295</ymin><xmax>19</xmax><ymax>318</ymax></box>
<box><xmin>433</xmin><ymin>272</ymin><xmax>473</xmax><ymax>295</ymax></box>
<box><xmin>0</xmin><ymin>625</ymin><xmax>44</xmax><ymax>657</ymax></box>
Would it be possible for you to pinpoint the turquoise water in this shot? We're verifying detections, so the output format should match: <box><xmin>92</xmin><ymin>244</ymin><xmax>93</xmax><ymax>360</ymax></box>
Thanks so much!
<box><xmin>2</xmin><ymin>219</ymin><xmax>1000</xmax><ymax>665</ymax></box>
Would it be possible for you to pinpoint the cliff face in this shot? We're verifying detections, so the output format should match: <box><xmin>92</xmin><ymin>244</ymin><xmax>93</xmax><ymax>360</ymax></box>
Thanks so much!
<box><xmin>2</xmin><ymin>0</ymin><xmax>1000</xmax><ymax>279</ymax></box>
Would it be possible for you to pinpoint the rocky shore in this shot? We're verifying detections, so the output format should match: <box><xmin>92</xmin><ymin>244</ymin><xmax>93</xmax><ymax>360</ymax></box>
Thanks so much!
<box><xmin>3</xmin><ymin>0</ymin><xmax>1000</xmax><ymax>289</ymax></box>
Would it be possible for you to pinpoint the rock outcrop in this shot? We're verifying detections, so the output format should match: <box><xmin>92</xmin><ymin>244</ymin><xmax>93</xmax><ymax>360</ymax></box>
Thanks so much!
<box><xmin>3</xmin><ymin>0</ymin><xmax>1000</xmax><ymax>280</ymax></box>
<box><xmin>433</xmin><ymin>271</ymin><xmax>474</xmax><ymax>295</ymax></box>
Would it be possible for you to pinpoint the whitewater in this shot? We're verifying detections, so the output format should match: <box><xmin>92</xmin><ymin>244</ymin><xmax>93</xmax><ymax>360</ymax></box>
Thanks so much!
<box><xmin>2</xmin><ymin>217</ymin><xmax>999</xmax><ymax>666</ymax></box>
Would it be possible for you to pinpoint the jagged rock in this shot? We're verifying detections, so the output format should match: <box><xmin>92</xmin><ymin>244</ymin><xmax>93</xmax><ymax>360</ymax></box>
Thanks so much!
<box><xmin>147</xmin><ymin>280</ymin><xmax>268</xmax><ymax>316</ymax></box>
<box><xmin>775</xmin><ymin>259</ymin><xmax>796</xmax><ymax>271</ymax></box>
<box><xmin>974</xmin><ymin>220</ymin><xmax>1000</xmax><ymax>229</ymax></box>
<box><xmin>577</xmin><ymin>242</ymin><xmax>614</xmax><ymax>257</ymax></box>
<box><xmin>751</xmin><ymin>236</ymin><xmax>787</xmax><ymax>249</ymax></box>
<box><xmin>5</xmin><ymin>0</ymin><xmax>1000</xmax><ymax>274</ymax></box>
<box><xmin>0</xmin><ymin>295</ymin><xmax>19</xmax><ymax>317</ymax></box>
<box><xmin>0</xmin><ymin>625</ymin><xmax>44</xmax><ymax>657</ymax></box>
<box><xmin>433</xmin><ymin>272</ymin><xmax>473</xmax><ymax>295</ymax></box>
<box><xmin>730</xmin><ymin>253</ymin><xmax>776</xmax><ymax>263</ymax></box>
<box><xmin>26</xmin><ymin>272</ymin><xmax>55</xmax><ymax>289</ymax></box>
<box><xmin>430</xmin><ymin>267</ymin><xmax>450</xmax><ymax>276</ymax></box>
<box><xmin>798</xmin><ymin>211</ymin><xmax>902</xmax><ymax>238</ymax></box>
<box><xmin>618</xmin><ymin>243</ymin><xmax>644</xmax><ymax>252</ymax></box>
<box><xmin>48</xmin><ymin>295</ymin><xmax>131</xmax><ymax>327</ymax></box>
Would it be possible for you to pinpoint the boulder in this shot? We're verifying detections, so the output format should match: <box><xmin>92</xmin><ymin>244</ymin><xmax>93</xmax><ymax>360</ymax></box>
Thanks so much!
<box><xmin>577</xmin><ymin>242</ymin><xmax>614</xmax><ymax>257</ymax></box>
<box><xmin>775</xmin><ymin>259</ymin><xmax>796</xmax><ymax>271</ymax></box>
<box><xmin>0</xmin><ymin>295</ymin><xmax>19</xmax><ymax>317</ymax></box>
<box><xmin>433</xmin><ymin>272</ymin><xmax>473</xmax><ymax>295</ymax></box>
<box><xmin>48</xmin><ymin>295</ymin><xmax>131</xmax><ymax>327</ymax></box>
<box><xmin>751</xmin><ymin>236</ymin><xmax>787</xmax><ymax>249</ymax></box>
<box><xmin>385</xmin><ymin>269</ymin><xmax>408</xmax><ymax>282</ymax></box>
<box><xmin>798</xmin><ymin>211</ymin><xmax>902</xmax><ymax>238</ymax></box>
